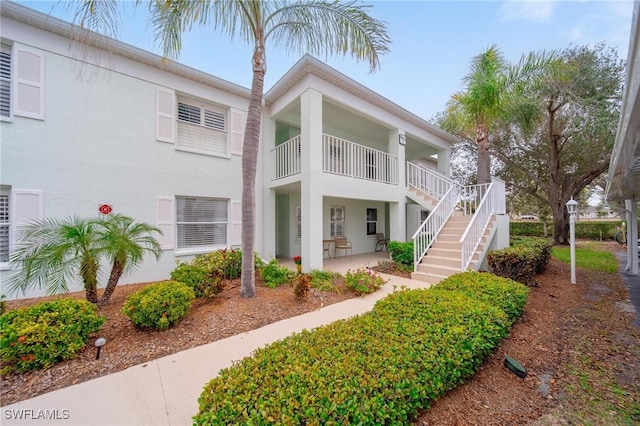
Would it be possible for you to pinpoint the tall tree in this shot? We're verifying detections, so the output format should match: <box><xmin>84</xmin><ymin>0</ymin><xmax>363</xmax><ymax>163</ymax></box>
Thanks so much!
<box><xmin>69</xmin><ymin>0</ymin><xmax>390</xmax><ymax>298</ymax></box>
<box><xmin>492</xmin><ymin>44</ymin><xmax>624</xmax><ymax>244</ymax></box>
<box><xmin>441</xmin><ymin>45</ymin><xmax>553</xmax><ymax>185</ymax></box>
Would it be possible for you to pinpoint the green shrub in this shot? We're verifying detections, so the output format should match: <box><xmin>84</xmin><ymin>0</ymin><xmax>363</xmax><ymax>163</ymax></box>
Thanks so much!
<box><xmin>170</xmin><ymin>262</ymin><xmax>223</xmax><ymax>298</ymax></box>
<box><xmin>345</xmin><ymin>268</ymin><xmax>387</xmax><ymax>295</ymax></box>
<box><xmin>387</xmin><ymin>241</ymin><xmax>414</xmax><ymax>266</ymax></box>
<box><xmin>487</xmin><ymin>238</ymin><xmax>553</xmax><ymax>286</ymax></box>
<box><xmin>434</xmin><ymin>272</ymin><xmax>529</xmax><ymax>323</ymax></box>
<box><xmin>260</xmin><ymin>259</ymin><xmax>294</xmax><ymax>288</ymax></box>
<box><xmin>309</xmin><ymin>270</ymin><xmax>341</xmax><ymax>292</ymax></box>
<box><xmin>0</xmin><ymin>294</ymin><xmax>6</xmax><ymax>316</ymax></box>
<box><xmin>194</xmin><ymin>280</ymin><xmax>519</xmax><ymax>424</ymax></box>
<box><xmin>191</xmin><ymin>248</ymin><xmax>242</xmax><ymax>280</ymax></box>
<box><xmin>122</xmin><ymin>281</ymin><xmax>195</xmax><ymax>331</ymax></box>
<box><xmin>0</xmin><ymin>299</ymin><xmax>105</xmax><ymax>373</ymax></box>
<box><xmin>292</xmin><ymin>274</ymin><xmax>311</xmax><ymax>300</ymax></box>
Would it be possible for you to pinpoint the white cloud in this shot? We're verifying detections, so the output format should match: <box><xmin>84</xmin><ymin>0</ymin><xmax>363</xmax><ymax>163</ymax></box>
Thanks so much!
<box><xmin>498</xmin><ymin>0</ymin><xmax>556</xmax><ymax>23</ymax></box>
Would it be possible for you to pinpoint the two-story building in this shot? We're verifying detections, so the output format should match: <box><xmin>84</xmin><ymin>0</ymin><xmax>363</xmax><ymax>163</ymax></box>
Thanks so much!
<box><xmin>1</xmin><ymin>1</ymin><xmax>508</xmax><ymax>299</ymax></box>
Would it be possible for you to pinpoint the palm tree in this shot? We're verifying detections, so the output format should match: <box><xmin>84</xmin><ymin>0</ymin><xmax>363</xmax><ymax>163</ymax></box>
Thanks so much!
<box><xmin>443</xmin><ymin>45</ymin><xmax>554</xmax><ymax>185</ymax></box>
<box><xmin>96</xmin><ymin>214</ymin><xmax>161</xmax><ymax>304</ymax></box>
<box><xmin>9</xmin><ymin>215</ymin><xmax>162</xmax><ymax>303</ymax></box>
<box><xmin>69</xmin><ymin>0</ymin><xmax>390</xmax><ymax>298</ymax></box>
<box><xmin>9</xmin><ymin>216</ymin><xmax>102</xmax><ymax>302</ymax></box>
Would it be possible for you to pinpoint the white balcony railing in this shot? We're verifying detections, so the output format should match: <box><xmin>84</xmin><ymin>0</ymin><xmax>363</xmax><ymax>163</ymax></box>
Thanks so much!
<box><xmin>406</xmin><ymin>161</ymin><xmax>453</xmax><ymax>199</ymax></box>
<box><xmin>271</xmin><ymin>135</ymin><xmax>301</xmax><ymax>180</ymax></box>
<box><xmin>322</xmin><ymin>134</ymin><xmax>398</xmax><ymax>185</ymax></box>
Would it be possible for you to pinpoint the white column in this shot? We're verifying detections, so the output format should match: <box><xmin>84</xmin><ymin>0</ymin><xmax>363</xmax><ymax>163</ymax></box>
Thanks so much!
<box><xmin>300</xmin><ymin>89</ymin><xmax>323</xmax><ymax>271</ymax></box>
<box><xmin>260</xmin><ymin>116</ymin><xmax>276</xmax><ymax>259</ymax></box>
<box><xmin>626</xmin><ymin>198</ymin><xmax>639</xmax><ymax>274</ymax></box>
<box><xmin>437</xmin><ymin>148</ymin><xmax>451</xmax><ymax>177</ymax></box>
<box><xmin>388</xmin><ymin>129</ymin><xmax>406</xmax><ymax>242</ymax></box>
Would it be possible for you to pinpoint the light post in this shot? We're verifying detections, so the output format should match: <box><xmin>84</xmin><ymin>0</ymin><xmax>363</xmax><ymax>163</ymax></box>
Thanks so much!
<box><xmin>566</xmin><ymin>197</ymin><xmax>578</xmax><ymax>284</ymax></box>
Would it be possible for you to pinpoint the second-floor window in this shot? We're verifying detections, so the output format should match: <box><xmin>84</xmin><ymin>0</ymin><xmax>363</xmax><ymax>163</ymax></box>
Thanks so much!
<box><xmin>176</xmin><ymin>97</ymin><xmax>228</xmax><ymax>156</ymax></box>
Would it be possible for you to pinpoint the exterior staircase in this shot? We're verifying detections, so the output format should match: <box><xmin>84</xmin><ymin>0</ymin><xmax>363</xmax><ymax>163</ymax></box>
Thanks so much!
<box><xmin>406</xmin><ymin>161</ymin><xmax>505</xmax><ymax>285</ymax></box>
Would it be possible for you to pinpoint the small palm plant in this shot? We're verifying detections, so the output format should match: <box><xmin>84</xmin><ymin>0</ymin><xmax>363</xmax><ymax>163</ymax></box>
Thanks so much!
<box><xmin>9</xmin><ymin>214</ymin><xmax>161</xmax><ymax>304</ymax></box>
<box><xmin>96</xmin><ymin>214</ymin><xmax>161</xmax><ymax>303</ymax></box>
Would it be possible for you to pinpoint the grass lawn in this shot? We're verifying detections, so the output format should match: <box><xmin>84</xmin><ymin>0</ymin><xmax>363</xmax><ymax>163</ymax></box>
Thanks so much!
<box><xmin>551</xmin><ymin>243</ymin><xmax>618</xmax><ymax>274</ymax></box>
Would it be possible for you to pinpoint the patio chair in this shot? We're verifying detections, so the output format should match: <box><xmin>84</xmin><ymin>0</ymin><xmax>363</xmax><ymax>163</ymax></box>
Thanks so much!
<box><xmin>334</xmin><ymin>236</ymin><xmax>352</xmax><ymax>257</ymax></box>
<box><xmin>375</xmin><ymin>233</ymin><xmax>390</xmax><ymax>252</ymax></box>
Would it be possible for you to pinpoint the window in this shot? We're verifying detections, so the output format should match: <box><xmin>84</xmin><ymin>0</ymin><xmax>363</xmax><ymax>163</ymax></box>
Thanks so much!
<box><xmin>176</xmin><ymin>197</ymin><xmax>228</xmax><ymax>250</ymax></box>
<box><xmin>295</xmin><ymin>206</ymin><xmax>302</xmax><ymax>241</ymax></box>
<box><xmin>330</xmin><ymin>206</ymin><xmax>345</xmax><ymax>238</ymax></box>
<box><xmin>0</xmin><ymin>44</ymin><xmax>11</xmax><ymax>118</ymax></box>
<box><xmin>366</xmin><ymin>208</ymin><xmax>377</xmax><ymax>236</ymax></box>
<box><xmin>176</xmin><ymin>97</ymin><xmax>228</xmax><ymax>155</ymax></box>
<box><xmin>0</xmin><ymin>187</ymin><xmax>9</xmax><ymax>263</ymax></box>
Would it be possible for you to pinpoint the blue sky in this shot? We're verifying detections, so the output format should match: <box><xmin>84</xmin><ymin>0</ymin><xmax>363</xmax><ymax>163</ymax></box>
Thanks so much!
<box><xmin>17</xmin><ymin>1</ymin><xmax>635</xmax><ymax>120</ymax></box>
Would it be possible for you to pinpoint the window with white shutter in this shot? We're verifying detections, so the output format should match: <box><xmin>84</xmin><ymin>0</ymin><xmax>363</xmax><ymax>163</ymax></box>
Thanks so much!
<box><xmin>11</xmin><ymin>189</ymin><xmax>43</xmax><ymax>255</ymax></box>
<box><xmin>330</xmin><ymin>206</ymin><xmax>345</xmax><ymax>238</ymax></box>
<box><xmin>176</xmin><ymin>196</ymin><xmax>228</xmax><ymax>250</ymax></box>
<box><xmin>0</xmin><ymin>44</ymin><xmax>11</xmax><ymax>118</ymax></box>
<box><xmin>14</xmin><ymin>46</ymin><xmax>44</xmax><ymax>120</ymax></box>
<box><xmin>176</xmin><ymin>97</ymin><xmax>228</xmax><ymax>155</ymax></box>
<box><xmin>0</xmin><ymin>187</ymin><xmax>9</xmax><ymax>263</ymax></box>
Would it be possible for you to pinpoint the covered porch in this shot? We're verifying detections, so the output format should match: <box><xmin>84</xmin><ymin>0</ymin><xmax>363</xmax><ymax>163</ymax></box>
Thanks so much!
<box><xmin>278</xmin><ymin>251</ymin><xmax>390</xmax><ymax>275</ymax></box>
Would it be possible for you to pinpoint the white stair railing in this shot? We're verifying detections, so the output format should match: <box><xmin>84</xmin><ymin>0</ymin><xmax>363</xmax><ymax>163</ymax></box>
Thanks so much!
<box><xmin>271</xmin><ymin>136</ymin><xmax>301</xmax><ymax>180</ymax></box>
<box><xmin>459</xmin><ymin>182</ymin><xmax>495</xmax><ymax>270</ymax></box>
<box><xmin>406</xmin><ymin>161</ymin><xmax>453</xmax><ymax>200</ymax></box>
<box><xmin>412</xmin><ymin>185</ymin><xmax>459</xmax><ymax>271</ymax></box>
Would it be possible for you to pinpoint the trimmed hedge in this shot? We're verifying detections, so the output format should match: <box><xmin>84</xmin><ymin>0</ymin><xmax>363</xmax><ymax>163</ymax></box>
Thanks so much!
<box><xmin>511</xmin><ymin>220</ymin><xmax>639</xmax><ymax>240</ymax></box>
<box><xmin>487</xmin><ymin>237</ymin><xmax>552</xmax><ymax>286</ymax></box>
<box><xmin>0</xmin><ymin>299</ymin><xmax>105</xmax><ymax>373</ymax></box>
<box><xmin>194</xmin><ymin>272</ymin><xmax>528</xmax><ymax>425</ymax></box>
<box><xmin>122</xmin><ymin>281</ymin><xmax>195</xmax><ymax>330</ymax></box>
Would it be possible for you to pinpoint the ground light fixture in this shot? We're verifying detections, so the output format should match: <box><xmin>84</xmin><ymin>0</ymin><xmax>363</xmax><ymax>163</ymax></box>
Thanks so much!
<box><xmin>566</xmin><ymin>197</ymin><xmax>578</xmax><ymax>284</ymax></box>
<box><xmin>95</xmin><ymin>337</ymin><xmax>107</xmax><ymax>360</ymax></box>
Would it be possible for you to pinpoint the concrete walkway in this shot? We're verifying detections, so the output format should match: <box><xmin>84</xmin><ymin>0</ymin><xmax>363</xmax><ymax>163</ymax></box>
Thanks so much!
<box><xmin>2</xmin><ymin>268</ymin><xmax>429</xmax><ymax>426</ymax></box>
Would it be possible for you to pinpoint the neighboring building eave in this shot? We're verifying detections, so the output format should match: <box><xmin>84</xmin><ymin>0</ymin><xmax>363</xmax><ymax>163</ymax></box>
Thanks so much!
<box><xmin>0</xmin><ymin>1</ymin><xmax>252</xmax><ymax>100</ymax></box>
<box><xmin>606</xmin><ymin>2</ymin><xmax>640</xmax><ymax>203</ymax></box>
<box><xmin>265</xmin><ymin>54</ymin><xmax>458</xmax><ymax>146</ymax></box>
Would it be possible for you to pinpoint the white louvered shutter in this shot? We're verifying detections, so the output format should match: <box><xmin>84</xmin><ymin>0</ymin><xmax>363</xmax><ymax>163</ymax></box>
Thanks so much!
<box><xmin>0</xmin><ymin>44</ymin><xmax>11</xmax><ymax>118</ymax></box>
<box><xmin>156</xmin><ymin>88</ymin><xmax>175</xmax><ymax>143</ymax></box>
<box><xmin>231</xmin><ymin>200</ymin><xmax>242</xmax><ymax>247</ymax></box>
<box><xmin>230</xmin><ymin>109</ymin><xmax>245</xmax><ymax>155</ymax></box>
<box><xmin>295</xmin><ymin>206</ymin><xmax>302</xmax><ymax>241</ymax></box>
<box><xmin>14</xmin><ymin>46</ymin><xmax>44</xmax><ymax>120</ymax></box>
<box><xmin>156</xmin><ymin>197</ymin><xmax>175</xmax><ymax>250</ymax></box>
<box><xmin>12</xmin><ymin>190</ymin><xmax>43</xmax><ymax>248</ymax></box>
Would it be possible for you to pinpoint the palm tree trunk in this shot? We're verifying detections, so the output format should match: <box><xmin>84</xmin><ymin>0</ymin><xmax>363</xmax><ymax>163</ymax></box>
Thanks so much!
<box><xmin>82</xmin><ymin>258</ymin><xmax>100</xmax><ymax>304</ymax></box>
<box><xmin>476</xmin><ymin>124</ymin><xmax>491</xmax><ymax>185</ymax></box>
<box><xmin>100</xmin><ymin>259</ymin><xmax>124</xmax><ymax>304</ymax></box>
<box><xmin>240</xmin><ymin>42</ymin><xmax>266</xmax><ymax>298</ymax></box>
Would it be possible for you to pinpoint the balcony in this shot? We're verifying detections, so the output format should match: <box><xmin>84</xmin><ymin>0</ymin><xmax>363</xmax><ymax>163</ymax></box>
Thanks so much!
<box><xmin>271</xmin><ymin>134</ymin><xmax>398</xmax><ymax>185</ymax></box>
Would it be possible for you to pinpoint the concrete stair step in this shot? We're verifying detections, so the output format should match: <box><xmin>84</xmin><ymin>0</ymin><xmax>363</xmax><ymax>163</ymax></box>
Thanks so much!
<box><xmin>419</xmin><ymin>256</ymin><xmax>460</xmax><ymax>268</ymax></box>
<box><xmin>410</xmin><ymin>272</ymin><xmax>447</xmax><ymax>285</ymax></box>
<box><xmin>427</xmin><ymin>247</ymin><xmax>461</xmax><ymax>258</ymax></box>
<box><xmin>417</xmin><ymin>262</ymin><xmax>460</xmax><ymax>276</ymax></box>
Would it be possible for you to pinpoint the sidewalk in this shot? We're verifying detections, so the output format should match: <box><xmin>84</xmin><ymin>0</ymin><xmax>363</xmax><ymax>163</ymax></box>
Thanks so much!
<box><xmin>2</xmin><ymin>273</ymin><xmax>430</xmax><ymax>426</ymax></box>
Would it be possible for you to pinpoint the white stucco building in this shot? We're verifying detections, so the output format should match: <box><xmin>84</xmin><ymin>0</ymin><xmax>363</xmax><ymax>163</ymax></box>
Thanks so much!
<box><xmin>606</xmin><ymin>2</ymin><xmax>640</xmax><ymax>274</ymax></box>
<box><xmin>1</xmin><ymin>2</ymin><xmax>508</xmax><ymax>299</ymax></box>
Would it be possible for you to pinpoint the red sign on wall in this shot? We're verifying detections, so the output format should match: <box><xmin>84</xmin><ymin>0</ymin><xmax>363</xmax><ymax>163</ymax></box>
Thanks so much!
<box><xmin>98</xmin><ymin>204</ymin><xmax>113</xmax><ymax>215</ymax></box>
